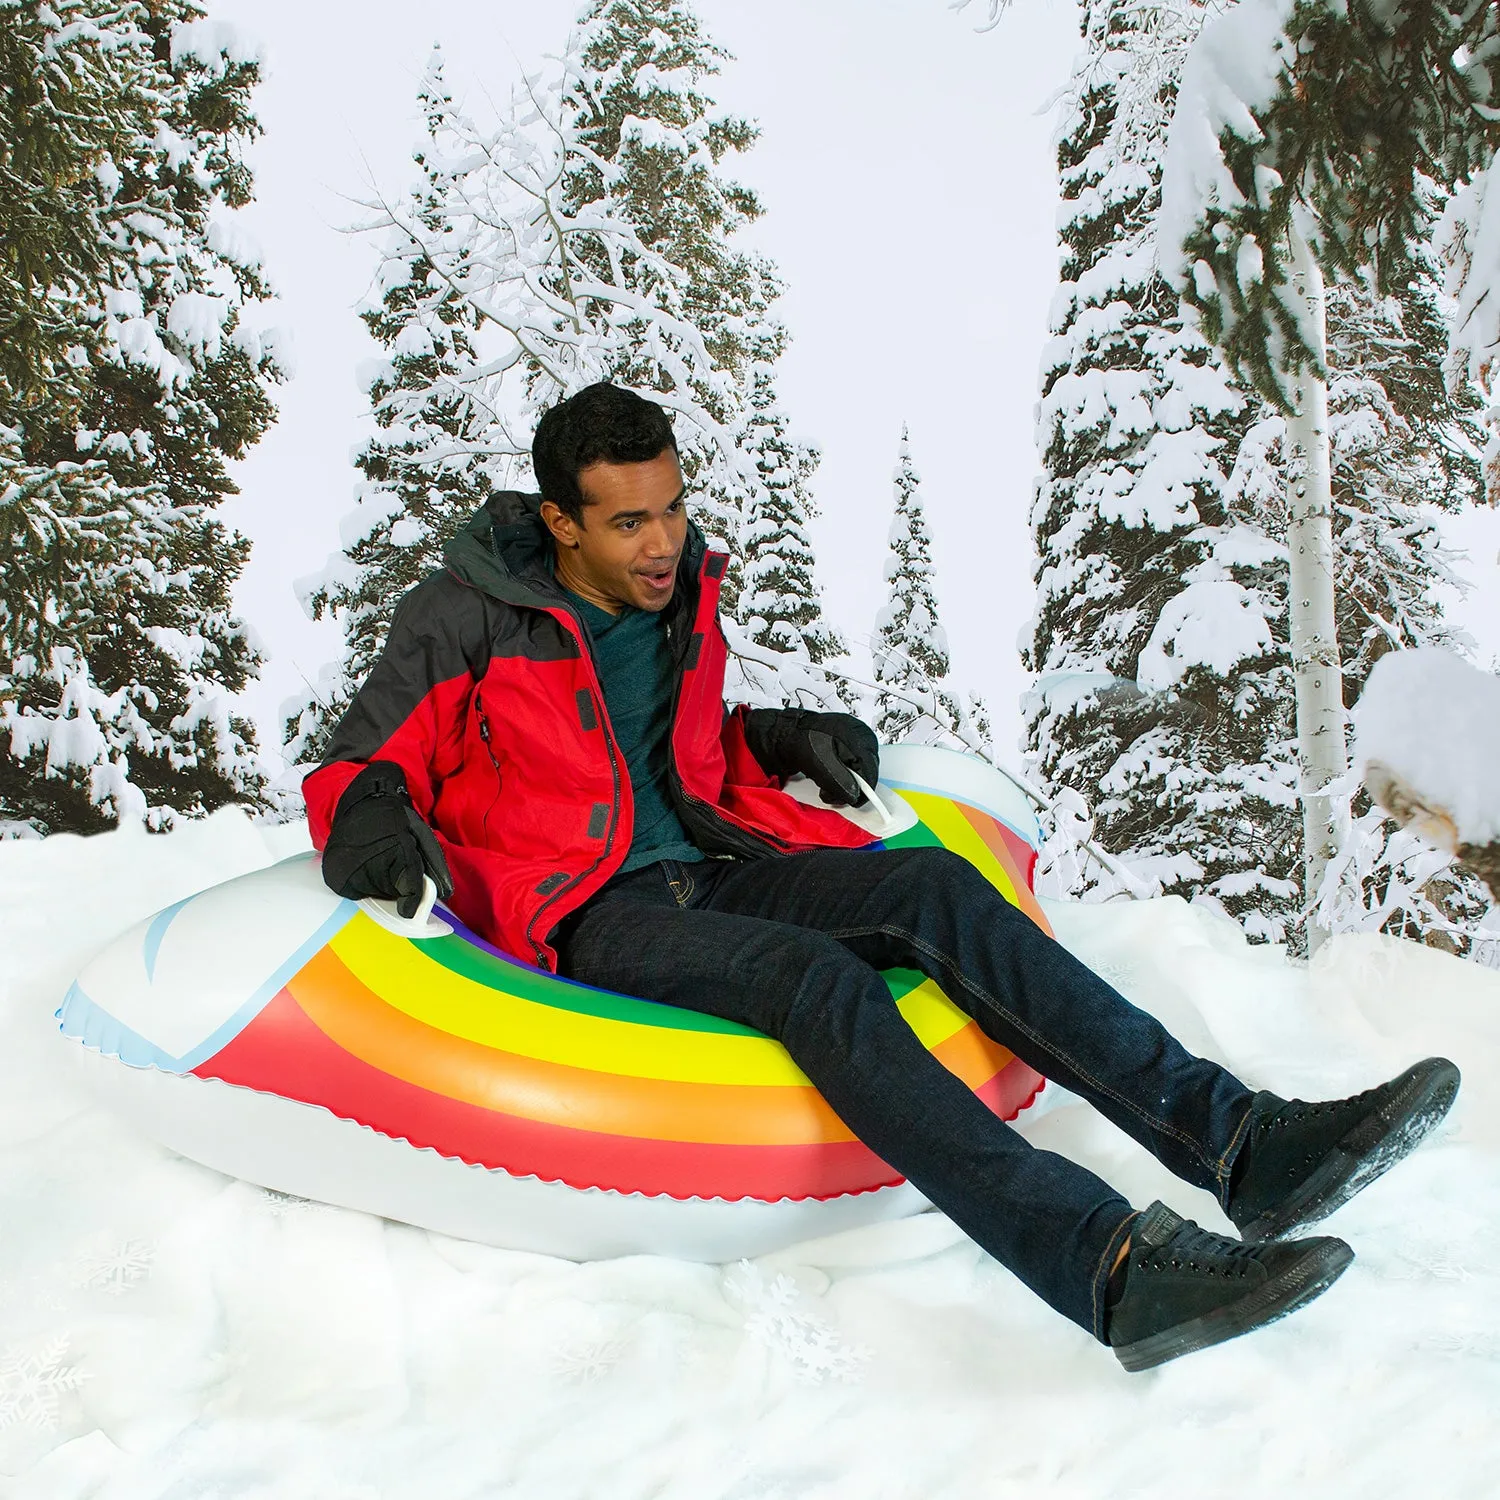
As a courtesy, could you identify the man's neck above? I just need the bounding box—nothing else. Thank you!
[550,549,623,616]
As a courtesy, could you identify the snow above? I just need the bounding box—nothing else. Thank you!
[3,809,1500,1494]
[1355,647,1500,847]
[1157,0,1295,289]
[1137,578,1274,691]
[169,18,265,75]
[164,292,229,360]
[205,217,265,273]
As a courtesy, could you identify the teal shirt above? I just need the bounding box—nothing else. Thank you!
[563,588,705,875]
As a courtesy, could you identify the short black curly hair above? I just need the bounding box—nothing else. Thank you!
[531,382,679,523]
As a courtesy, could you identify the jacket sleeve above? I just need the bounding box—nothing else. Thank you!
[302,575,490,847]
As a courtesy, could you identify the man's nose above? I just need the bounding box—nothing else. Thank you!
[643,521,676,557]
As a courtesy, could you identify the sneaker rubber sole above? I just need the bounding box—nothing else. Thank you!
[1111,1237,1354,1373]
[1237,1057,1460,1243]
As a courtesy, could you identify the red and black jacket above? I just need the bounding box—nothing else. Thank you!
[302,490,873,972]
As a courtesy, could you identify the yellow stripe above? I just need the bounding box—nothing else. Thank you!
[327,912,972,1085]
[901,791,1023,908]
[330,915,808,1084]
[895,978,973,1048]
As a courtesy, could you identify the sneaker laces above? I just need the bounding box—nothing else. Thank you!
[1267,1098,1355,1127]
[1131,1204,1263,1281]
[1252,1088,1385,1181]
[1262,1075,1398,1132]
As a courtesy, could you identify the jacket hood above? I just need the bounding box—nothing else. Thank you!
[442,489,711,613]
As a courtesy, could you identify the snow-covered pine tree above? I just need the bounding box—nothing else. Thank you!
[1159,0,1500,490]
[1326,267,1486,704]
[1155,0,1499,951]
[294,3,844,755]
[1026,0,1303,937]
[0,2,280,836]
[871,425,969,746]
[284,52,493,765]
[567,0,764,565]
[565,0,845,698]
[736,365,844,665]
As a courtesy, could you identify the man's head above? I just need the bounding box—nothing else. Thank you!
[532,383,688,615]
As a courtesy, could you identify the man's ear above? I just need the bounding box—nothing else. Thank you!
[539,499,581,550]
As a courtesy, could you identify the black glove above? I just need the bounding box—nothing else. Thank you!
[320,761,455,918]
[743,709,879,808]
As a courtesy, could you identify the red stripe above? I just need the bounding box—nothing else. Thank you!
[194,988,1044,1202]
[994,819,1040,891]
[953,802,1051,933]
[975,1060,1045,1117]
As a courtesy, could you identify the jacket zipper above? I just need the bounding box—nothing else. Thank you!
[477,709,504,839]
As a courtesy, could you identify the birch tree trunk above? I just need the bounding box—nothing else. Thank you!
[1285,222,1347,956]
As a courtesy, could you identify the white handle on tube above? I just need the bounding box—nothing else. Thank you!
[781,771,918,840]
[360,874,452,940]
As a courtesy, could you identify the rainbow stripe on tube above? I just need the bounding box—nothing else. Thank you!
[60,750,1049,1211]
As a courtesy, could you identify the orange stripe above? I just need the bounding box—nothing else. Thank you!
[958,802,1052,933]
[286,945,856,1146]
[927,1018,1015,1088]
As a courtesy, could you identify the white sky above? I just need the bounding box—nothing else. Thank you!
[214,0,1081,765]
[213,0,1500,771]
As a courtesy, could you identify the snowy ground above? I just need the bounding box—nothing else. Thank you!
[2,810,1498,1499]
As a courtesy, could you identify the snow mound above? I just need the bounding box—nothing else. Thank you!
[1355,648,1500,848]
[2,811,1498,1495]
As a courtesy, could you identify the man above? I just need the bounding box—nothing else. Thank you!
[303,382,1459,1372]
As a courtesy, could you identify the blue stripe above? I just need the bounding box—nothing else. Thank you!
[143,895,196,982]
[57,899,358,1074]
[173,901,356,1072]
[57,980,181,1070]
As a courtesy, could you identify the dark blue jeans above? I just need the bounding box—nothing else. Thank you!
[554,846,1256,1339]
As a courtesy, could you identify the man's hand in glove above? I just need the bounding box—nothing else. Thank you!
[320,761,455,918]
[743,709,880,807]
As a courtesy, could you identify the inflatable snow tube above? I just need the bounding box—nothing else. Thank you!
[58,744,1048,1260]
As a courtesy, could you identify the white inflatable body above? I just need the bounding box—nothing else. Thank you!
[59,745,1049,1261]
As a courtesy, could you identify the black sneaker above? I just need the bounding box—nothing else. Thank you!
[1107,1202,1353,1373]
[1227,1057,1460,1242]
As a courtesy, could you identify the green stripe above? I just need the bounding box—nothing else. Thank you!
[886,814,1026,919]
[883,967,924,1003]
[884,818,943,852]
[419,935,762,1034]
[415,920,931,1033]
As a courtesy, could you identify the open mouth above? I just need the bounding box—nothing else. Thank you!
[639,562,677,592]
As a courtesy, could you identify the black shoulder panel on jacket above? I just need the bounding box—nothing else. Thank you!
[319,567,575,769]
[319,572,487,768]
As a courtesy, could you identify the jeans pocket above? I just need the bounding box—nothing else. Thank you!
[664,862,695,907]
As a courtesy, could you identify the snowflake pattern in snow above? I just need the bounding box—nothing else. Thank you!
[257,1188,329,1218]
[551,1335,630,1385]
[0,1335,87,1431]
[71,1238,155,1295]
[724,1261,868,1386]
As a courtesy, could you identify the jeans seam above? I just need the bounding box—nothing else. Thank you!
[826,919,1221,1176]
[1212,1094,1257,1206]
[1092,1206,1139,1343]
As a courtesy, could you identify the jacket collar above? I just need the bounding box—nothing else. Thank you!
[442,489,711,626]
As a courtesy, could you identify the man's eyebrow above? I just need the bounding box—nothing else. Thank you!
[610,487,687,522]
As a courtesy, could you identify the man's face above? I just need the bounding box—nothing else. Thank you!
[541,449,689,615]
